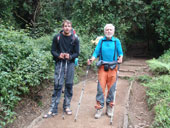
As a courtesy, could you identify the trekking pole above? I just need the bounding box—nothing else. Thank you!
[110,64,120,125]
[74,65,90,122]
[62,60,68,120]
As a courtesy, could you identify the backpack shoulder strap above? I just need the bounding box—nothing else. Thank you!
[57,33,61,42]
[113,40,117,60]
[99,38,106,60]
[71,33,79,45]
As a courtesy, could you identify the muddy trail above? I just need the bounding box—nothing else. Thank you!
[11,58,154,128]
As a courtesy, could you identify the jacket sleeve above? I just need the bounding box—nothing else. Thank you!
[51,35,60,59]
[116,39,123,57]
[69,37,80,60]
[92,39,102,58]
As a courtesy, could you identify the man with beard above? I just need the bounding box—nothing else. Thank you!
[43,20,79,118]
[88,24,123,119]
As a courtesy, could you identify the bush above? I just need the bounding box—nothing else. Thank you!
[137,75,152,83]
[142,75,170,128]
[78,35,95,66]
[143,75,170,107]
[152,98,170,128]
[147,49,170,75]
[0,25,53,127]
[138,50,170,128]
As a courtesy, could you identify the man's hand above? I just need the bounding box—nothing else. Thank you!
[87,57,95,65]
[59,53,65,59]
[87,59,92,65]
[64,53,70,59]
[118,56,123,63]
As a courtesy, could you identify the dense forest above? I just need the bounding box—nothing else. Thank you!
[0,0,169,127]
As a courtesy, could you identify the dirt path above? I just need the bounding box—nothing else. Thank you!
[23,58,154,128]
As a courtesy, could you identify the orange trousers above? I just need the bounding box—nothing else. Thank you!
[95,65,118,109]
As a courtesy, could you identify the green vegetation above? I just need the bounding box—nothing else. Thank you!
[0,25,53,126]
[0,0,169,127]
[138,50,170,128]
[147,50,170,75]
[1,0,169,52]
[137,75,152,83]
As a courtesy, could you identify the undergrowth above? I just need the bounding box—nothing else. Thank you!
[138,49,170,128]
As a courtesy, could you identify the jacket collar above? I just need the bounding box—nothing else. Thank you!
[103,36,116,41]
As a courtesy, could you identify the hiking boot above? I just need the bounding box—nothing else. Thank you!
[106,106,113,117]
[94,109,103,119]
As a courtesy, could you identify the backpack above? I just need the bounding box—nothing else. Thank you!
[57,29,79,66]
